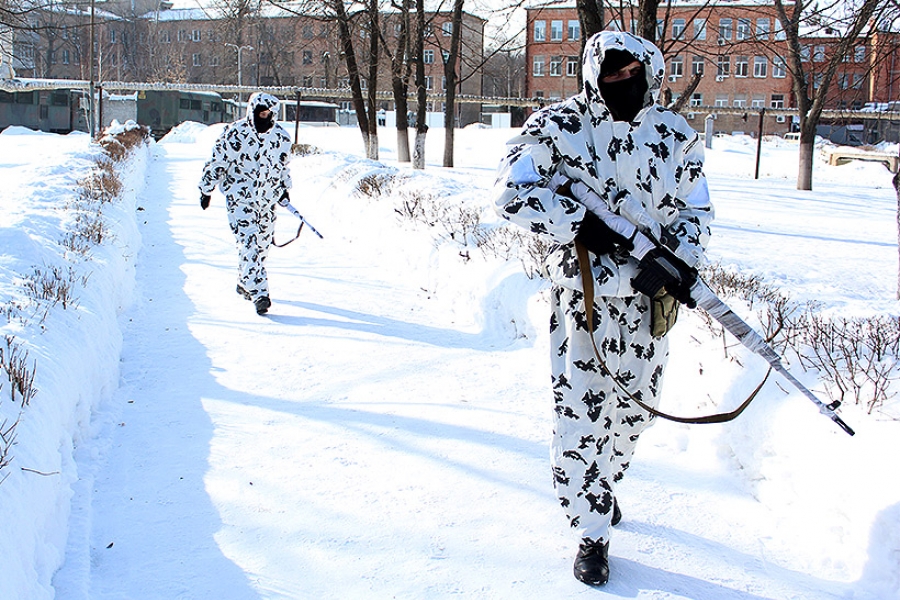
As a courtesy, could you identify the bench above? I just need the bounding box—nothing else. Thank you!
[826,149,899,173]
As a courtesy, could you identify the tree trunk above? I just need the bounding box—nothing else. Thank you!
[412,0,428,170]
[638,0,661,43]
[391,0,412,163]
[442,0,464,168]
[797,124,816,191]
[576,0,603,88]
[895,168,900,299]
[333,0,370,156]
[365,0,379,160]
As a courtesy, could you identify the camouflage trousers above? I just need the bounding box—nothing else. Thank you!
[549,285,668,545]
[226,200,275,300]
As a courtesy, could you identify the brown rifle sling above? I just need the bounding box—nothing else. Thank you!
[575,242,768,425]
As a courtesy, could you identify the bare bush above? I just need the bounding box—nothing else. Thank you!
[0,414,18,484]
[356,173,395,198]
[701,262,900,413]
[291,143,321,155]
[98,124,150,161]
[1,336,37,407]
[22,265,80,310]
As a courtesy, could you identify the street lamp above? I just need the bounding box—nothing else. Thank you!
[225,43,253,104]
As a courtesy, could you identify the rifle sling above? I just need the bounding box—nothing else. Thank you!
[575,242,768,425]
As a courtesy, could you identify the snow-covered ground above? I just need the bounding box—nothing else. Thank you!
[1,121,898,600]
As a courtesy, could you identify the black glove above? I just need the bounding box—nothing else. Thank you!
[631,247,698,308]
[200,193,211,210]
[575,211,634,257]
[279,189,290,205]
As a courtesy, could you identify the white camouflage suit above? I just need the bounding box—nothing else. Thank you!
[493,32,714,546]
[199,92,293,301]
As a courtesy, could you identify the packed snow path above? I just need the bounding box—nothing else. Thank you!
[54,131,885,600]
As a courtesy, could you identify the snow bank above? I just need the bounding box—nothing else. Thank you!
[0,129,149,600]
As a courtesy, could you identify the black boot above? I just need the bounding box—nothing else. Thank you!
[611,498,622,526]
[254,296,271,315]
[573,541,610,586]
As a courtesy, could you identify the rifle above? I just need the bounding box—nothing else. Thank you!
[652,230,855,436]
[275,202,324,247]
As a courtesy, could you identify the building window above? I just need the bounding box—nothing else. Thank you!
[207,30,215,42]
[109,30,117,44]
[772,55,787,78]
[303,50,312,65]
[756,18,770,40]
[192,53,201,66]
[442,51,450,64]
[567,56,578,76]
[735,56,749,77]
[717,55,730,77]
[672,18,685,40]
[813,45,825,62]
[209,56,219,67]
[691,93,702,106]
[423,49,434,64]
[62,50,70,64]
[303,75,313,87]
[442,21,452,36]
[670,55,683,77]
[852,74,864,89]
[177,29,187,42]
[775,20,786,40]
[751,95,765,108]
[854,46,866,62]
[692,55,704,75]
[551,20,563,41]
[320,76,327,87]
[656,19,664,40]
[533,55,545,77]
[160,30,170,44]
[737,18,751,40]
[753,56,767,77]
[800,45,810,61]
[424,76,433,90]
[733,95,747,108]
[550,56,562,76]
[534,20,546,42]
[568,20,580,41]
[719,18,732,41]
[442,76,446,90]
[838,73,849,89]
[192,29,201,42]
[715,94,729,107]
[693,19,706,41]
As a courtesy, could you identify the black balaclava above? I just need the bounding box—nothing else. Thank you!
[253,105,274,133]
[598,49,648,122]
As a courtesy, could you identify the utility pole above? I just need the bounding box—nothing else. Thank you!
[225,43,253,104]
[89,0,95,138]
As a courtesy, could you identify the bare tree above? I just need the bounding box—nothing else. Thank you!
[412,0,427,169]
[379,0,412,162]
[773,0,888,190]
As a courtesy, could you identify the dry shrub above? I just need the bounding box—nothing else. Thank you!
[356,172,395,198]
[291,143,320,155]
[1,335,37,407]
[99,124,150,161]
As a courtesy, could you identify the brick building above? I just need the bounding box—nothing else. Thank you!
[526,1,797,133]
[9,3,485,125]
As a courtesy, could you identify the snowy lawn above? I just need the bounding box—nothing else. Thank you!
[1,122,898,599]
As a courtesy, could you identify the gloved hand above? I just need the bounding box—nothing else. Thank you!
[279,189,290,206]
[200,193,211,210]
[576,211,634,257]
[631,247,698,307]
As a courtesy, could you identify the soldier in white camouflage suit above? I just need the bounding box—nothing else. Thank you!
[199,92,293,315]
[493,31,714,586]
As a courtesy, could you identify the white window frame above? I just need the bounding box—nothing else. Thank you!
[735,56,749,77]
[423,49,434,64]
[550,20,563,42]
[672,18,685,40]
[533,55,545,77]
[692,55,704,75]
[568,20,580,41]
[693,19,706,41]
[534,20,546,42]
[566,56,578,77]
[756,18,770,40]
[719,18,732,41]
[772,55,787,78]
[753,56,767,78]
[550,55,562,76]
[192,53,201,67]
